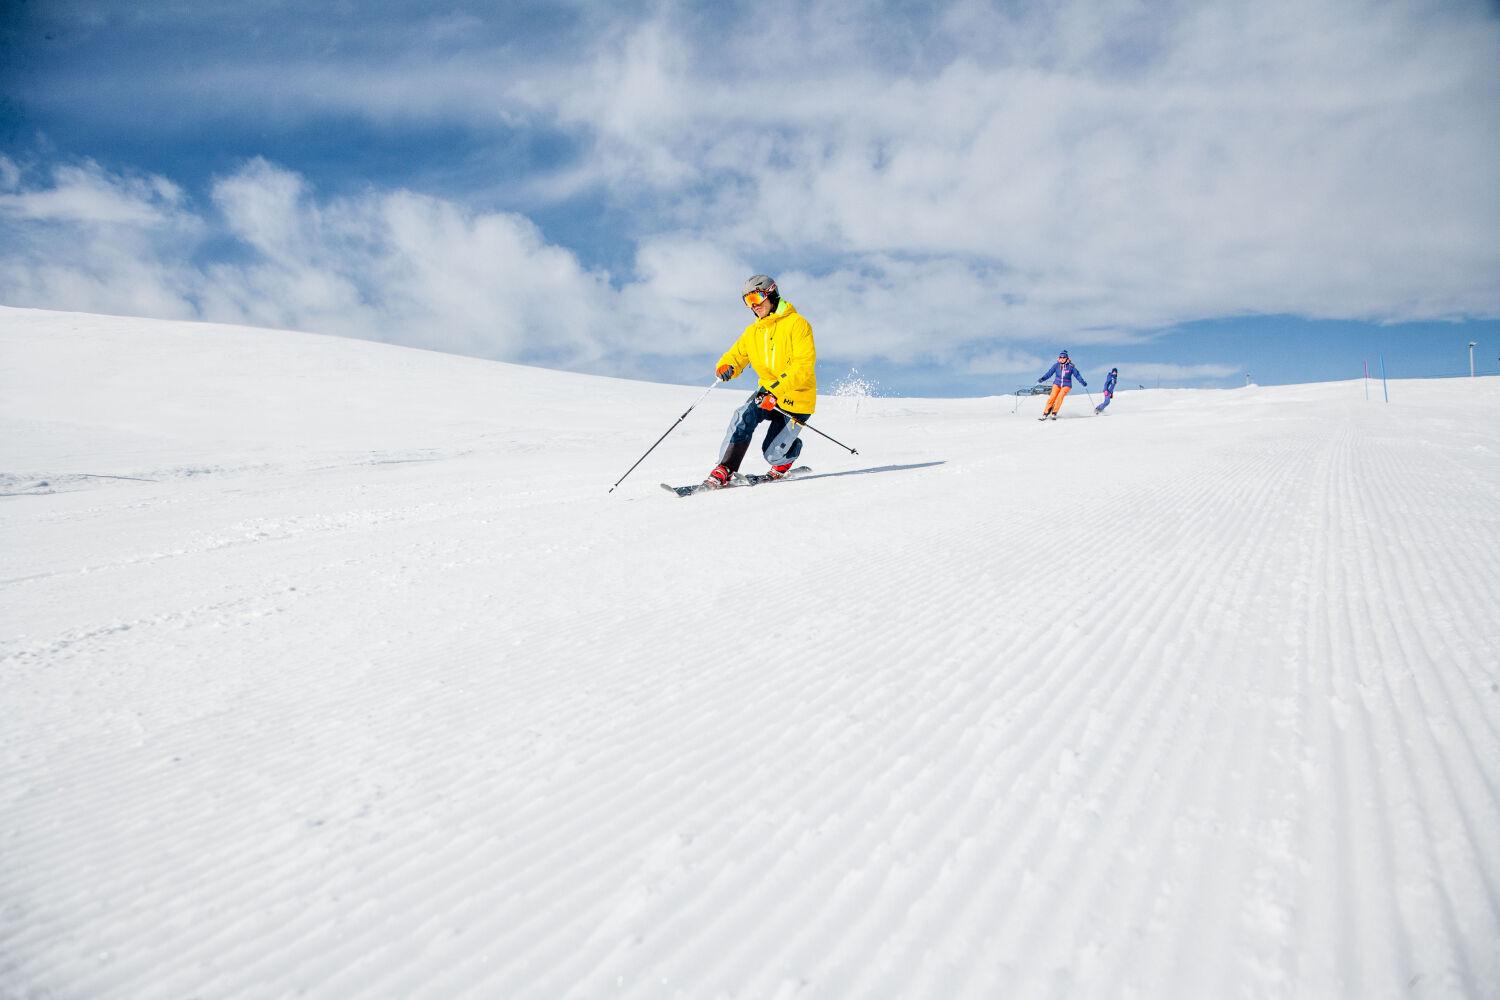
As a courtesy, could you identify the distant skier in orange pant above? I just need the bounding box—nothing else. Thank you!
[1037,350,1087,420]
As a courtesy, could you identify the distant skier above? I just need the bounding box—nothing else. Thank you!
[1094,367,1119,414]
[703,274,818,488]
[1037,350,1086,420]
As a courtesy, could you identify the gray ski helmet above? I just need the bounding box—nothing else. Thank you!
[743,274,776,297]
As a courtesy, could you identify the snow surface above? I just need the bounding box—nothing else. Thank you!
[3,305,1498,999]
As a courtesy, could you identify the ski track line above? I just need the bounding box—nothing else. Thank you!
[1080,457,1303,995]
[1367,429,1500,867]
[652,643,1036,994]
[1295,419,1497,997]
[1375,432,1500,778]
[1006,439,1317,996]
[943,447,1293,994]
[498,610,1009,993]
[1340,428,1500,993]
[1286,421,1365,996]
[668,656,1042,992]
[378,650,870,995]
[1359,438,1500,755]
[1320,423,1427,996]
[1224,422,1368,995]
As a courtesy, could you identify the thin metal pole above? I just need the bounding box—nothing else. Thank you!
[775,406,860,455]
[608,381,719,493]
[1380,354,1389,403]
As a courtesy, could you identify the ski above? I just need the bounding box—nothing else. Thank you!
[742,465,812,486]
[661,466,811,497]
[661,473,747,497]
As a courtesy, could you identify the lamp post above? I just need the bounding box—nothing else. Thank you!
[1469,341,1477,378]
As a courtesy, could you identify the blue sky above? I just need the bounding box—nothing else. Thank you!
[2,1,1497,394]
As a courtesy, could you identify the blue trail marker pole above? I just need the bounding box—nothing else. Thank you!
[1380,354,1389,402]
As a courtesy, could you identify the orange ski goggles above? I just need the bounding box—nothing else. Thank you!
[743,289,772,308]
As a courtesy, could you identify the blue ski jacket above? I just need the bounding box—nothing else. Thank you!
[1103,370,1118,396]
[1039,360,1086,388]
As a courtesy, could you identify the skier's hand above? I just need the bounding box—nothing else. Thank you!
[1079,380,1087,387]
[1037,377,1047,383]
[758,391,778,411]
[716,364,734,381]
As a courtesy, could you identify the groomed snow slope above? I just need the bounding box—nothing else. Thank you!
[3,306,1498,999]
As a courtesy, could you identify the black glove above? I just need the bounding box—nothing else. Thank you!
[1079,380,1087,387]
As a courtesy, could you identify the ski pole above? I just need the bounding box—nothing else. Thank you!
[608,380,719,493]
[775,406,860,455]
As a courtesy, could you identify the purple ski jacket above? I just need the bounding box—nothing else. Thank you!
[1039,360,1087,388]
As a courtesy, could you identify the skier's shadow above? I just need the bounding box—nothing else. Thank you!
[798,461,945,482]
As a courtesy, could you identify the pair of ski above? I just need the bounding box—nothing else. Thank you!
[661,466,811,497]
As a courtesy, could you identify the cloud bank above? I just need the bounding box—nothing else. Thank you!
[0,156,757,378]
[3,0,1498,383]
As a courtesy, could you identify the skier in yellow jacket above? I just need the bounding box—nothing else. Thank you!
[703,274,818,488]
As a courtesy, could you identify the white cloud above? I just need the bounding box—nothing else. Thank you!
[541,0,1500,333]
[961,347,1049,376]
[0,160,187,226]
[199,160,630,367]
[210,159,314,265]
[0,160,203,319]
[0,158,624,369]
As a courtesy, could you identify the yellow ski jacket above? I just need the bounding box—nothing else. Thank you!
[716,299,817,415]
